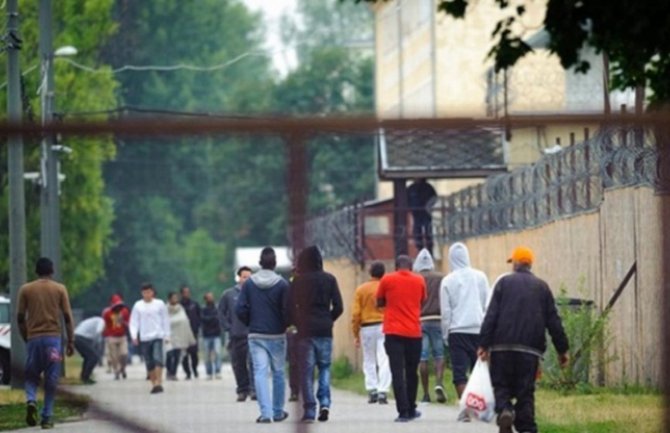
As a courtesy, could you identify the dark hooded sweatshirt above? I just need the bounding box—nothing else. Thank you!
[289,246,344,338]
[235,269,289,337]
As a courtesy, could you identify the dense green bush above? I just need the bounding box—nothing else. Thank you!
[540,282,611,390]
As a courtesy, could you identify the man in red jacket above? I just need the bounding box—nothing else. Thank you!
[377,255,426,422]
[102,294,130,380]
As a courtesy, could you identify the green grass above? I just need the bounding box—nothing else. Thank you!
[330,357,663,433]
[331,356,459,403]
[0,389,88,431]
[0,355,90,430]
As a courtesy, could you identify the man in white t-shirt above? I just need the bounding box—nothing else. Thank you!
[129,283,170,394]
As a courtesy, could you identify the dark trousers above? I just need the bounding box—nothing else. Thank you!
[287,331,300,397]
[448,333,479,386]
[181,344,199,378]
[490,351,540,433]
[229,336,253,394]
[74,336,99,381]
[166,349,181,377]
[412,213,433,254]
[384,334,422,418]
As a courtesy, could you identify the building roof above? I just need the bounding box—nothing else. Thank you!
[378,127,508,179]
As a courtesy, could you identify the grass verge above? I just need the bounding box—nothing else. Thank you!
[0,355,90,430]
[331,357,663,432]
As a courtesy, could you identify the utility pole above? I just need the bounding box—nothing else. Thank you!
[39,0,61,281]
[6,0,27,389]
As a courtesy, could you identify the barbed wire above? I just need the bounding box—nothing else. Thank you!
[441,125,659,241]
[304,125,664,260]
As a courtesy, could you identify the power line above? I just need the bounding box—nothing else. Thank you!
[0,51,269,90]
[58,51,268,74]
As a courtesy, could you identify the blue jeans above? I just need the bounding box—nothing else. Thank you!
[203,336,222,376]
[298,337,333,419]
[249,336,286,420]
[25,336,62,420]
[141,339,164,371]
[420,320,445,361]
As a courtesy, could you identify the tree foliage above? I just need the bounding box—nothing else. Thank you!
[0,0,118,294]
[85,0,280,305]
[349,0,670,104]
[276,0,376,213]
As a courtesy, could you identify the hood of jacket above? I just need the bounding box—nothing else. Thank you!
[448,242,471,271]
[250,269,283,289]
[413,248,434,272]
[297,245,323,273]
[109,294,125,309]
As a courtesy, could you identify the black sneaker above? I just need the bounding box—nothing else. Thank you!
[394,416,411,423]
[250,393,257,401]
[150,385,164,394]
[497,409,514,433]
[318,407,329,422]
[273,411,289,422]
[378,392,388,404]
[40,417,54,429]
[421,394,431,403]
[411,410,422,420]
[26,401,38,426]
[236,393,247,402]
[301,416,315,423]
[256,416,272,424]
[368,391,378,403]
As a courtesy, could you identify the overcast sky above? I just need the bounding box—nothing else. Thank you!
[242,0,298,75]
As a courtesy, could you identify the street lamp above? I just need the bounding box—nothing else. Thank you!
[39,40,77,282]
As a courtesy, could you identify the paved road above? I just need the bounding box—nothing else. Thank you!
[7,361,498,433]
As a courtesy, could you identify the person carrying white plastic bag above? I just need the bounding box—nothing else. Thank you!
[458,358,496,422]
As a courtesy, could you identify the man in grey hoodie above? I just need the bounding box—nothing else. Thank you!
[439,242,490,421]
[413,248,447,404]
[235,247,290,424]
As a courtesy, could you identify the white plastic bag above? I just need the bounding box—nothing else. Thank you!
[458,359,496,422]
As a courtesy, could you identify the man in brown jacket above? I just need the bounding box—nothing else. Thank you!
[17,257,75,429]
[413,248,447,404]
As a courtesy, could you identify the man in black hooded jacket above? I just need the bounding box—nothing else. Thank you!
[288,246,343,423]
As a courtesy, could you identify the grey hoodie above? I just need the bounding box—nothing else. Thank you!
[413,249,444,320]
[439,243,490,336]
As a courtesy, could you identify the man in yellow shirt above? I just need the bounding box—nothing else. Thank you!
[351,261,390,404]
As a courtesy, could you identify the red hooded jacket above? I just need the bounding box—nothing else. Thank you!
[102,294,130,338]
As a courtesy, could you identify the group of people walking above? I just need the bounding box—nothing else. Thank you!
[15,241,568,433]
[351,243,569,433]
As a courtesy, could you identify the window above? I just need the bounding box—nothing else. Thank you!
[365,215,391,235]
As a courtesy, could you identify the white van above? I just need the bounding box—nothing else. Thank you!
[0,294,10,385]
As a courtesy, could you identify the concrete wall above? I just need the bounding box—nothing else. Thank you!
[325,185,666,387]
[454,186,667,387]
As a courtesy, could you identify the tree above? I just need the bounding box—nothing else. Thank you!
[0,0,118,294]
[350,0,670,104]
[89,0,278,305]
[276,0,377,213]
